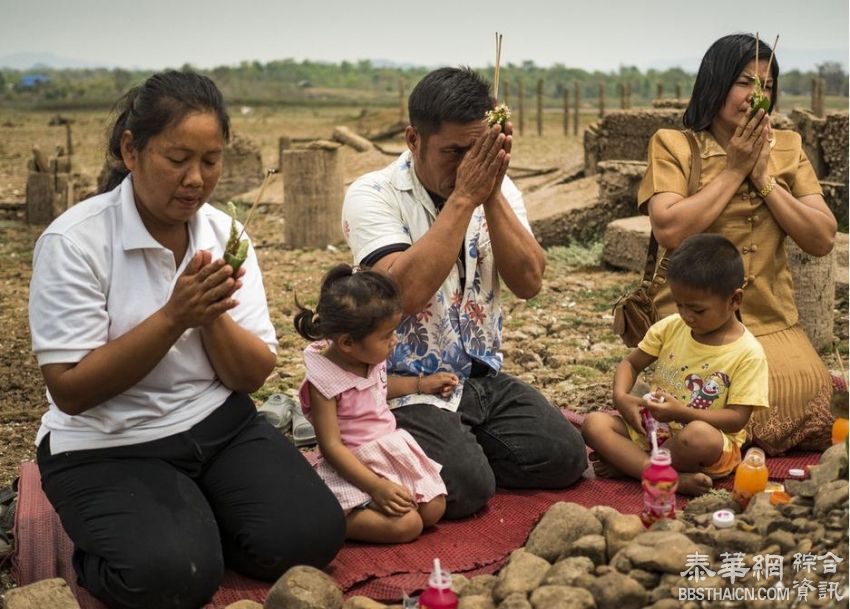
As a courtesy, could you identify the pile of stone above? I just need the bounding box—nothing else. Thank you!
[583,110,683,176]
[6,444,847,609]
[791,109,850,229]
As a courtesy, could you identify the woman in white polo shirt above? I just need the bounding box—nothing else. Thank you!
[28,71,345,609]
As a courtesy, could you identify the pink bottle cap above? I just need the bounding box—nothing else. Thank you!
[712,509,735,528]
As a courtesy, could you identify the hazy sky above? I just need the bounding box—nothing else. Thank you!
[1,0,847,72]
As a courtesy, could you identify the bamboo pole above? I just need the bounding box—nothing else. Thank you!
[563,88,569,136]
[518,79,525,136]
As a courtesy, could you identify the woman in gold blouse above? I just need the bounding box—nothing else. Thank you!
[638,34,837,455]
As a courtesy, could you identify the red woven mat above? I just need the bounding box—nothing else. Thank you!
[12,410,821,606]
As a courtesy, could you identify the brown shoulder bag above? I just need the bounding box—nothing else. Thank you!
[612,130,701,347]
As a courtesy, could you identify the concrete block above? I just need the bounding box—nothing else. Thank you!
[5,578,81,609]
[602,216,651,272]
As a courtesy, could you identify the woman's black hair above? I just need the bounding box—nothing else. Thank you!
[102,70,231,192]
[683,33,780,132]
[294,264,402,342]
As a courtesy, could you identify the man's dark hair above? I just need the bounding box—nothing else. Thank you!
[683,33,779,132]
[408,67,493,139]
[667,233,744,297]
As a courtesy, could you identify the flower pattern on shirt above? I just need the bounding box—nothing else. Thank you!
[343,151,532,412]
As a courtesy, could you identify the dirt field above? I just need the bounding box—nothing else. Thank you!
[0,104,844,494]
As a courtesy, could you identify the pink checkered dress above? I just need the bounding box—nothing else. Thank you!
[298,342,446,513]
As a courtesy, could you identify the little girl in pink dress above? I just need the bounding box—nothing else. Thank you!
[294,264,457,543]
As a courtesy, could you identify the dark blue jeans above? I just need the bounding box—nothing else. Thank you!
[37,392,345,609]
[393,372,587,519]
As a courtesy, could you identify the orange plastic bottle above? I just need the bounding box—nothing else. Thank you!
[831,417,849,444]
[732,447,769,509]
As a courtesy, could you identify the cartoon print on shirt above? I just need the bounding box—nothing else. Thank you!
[684,371,731,409]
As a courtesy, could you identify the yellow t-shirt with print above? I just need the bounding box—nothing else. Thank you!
[637,314,769,448]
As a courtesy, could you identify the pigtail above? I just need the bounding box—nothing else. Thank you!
[293,295,323,341]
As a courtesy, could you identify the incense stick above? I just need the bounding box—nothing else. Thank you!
[755,32,760,78]
[765,34,780,80]
[835,344,848,385]
[494,32,503,102]
[237,168,277,242]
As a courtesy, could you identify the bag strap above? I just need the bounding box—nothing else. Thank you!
[640,130,702,292]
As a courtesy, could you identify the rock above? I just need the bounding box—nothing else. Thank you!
[765,530,797,554]
[463,575,498,597]
[742,492,780,533]
[605,514,645,559]
[226,603,264,609]
[496,592,532,609]
[458,595,496,609]
[814,479,849,516]
[264,565,342,609]
[712,529,763,554]
[525,502,603,562]
[527,585,595,609]
[561,534,607,565]
[682,492,740,518]
[342,598,386,609]
[590,505,620,529]
[452,574,470,596]
[648,519,687,534]
[617,531,700,574]
[587,572,648,609]
[627,568,660,589]
[492,549,552,602]
[542,556,595,588]
[820,443,849,478]
[5,578,80,609]
[646,600,681,609]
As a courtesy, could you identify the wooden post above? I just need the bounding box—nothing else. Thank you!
[675,83,682,100]
[598,81,605,118]
[64,123,73,157]
[398,78,406,122]
[283,147,345,249]
[563,88,569,136]
[536,78,544,136]
[656,82,663,101]
[26,172,54,224]
[625,82,632,109]
[573,81,580,136]
[786,240,834,350]
[813,78,825,118]
[278,136,292,171]
[518,80,525,136]
[619,83,626,109]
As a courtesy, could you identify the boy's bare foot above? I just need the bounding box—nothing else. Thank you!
[678,472,714,496]
[591,456,625,479]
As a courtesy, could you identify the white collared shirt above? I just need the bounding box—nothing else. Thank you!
[342,151,533,412]
[29,175,278,453]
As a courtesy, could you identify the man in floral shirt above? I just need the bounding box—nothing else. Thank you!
[342,67,586,518]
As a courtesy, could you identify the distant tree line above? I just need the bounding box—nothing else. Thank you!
[1,58,846,109]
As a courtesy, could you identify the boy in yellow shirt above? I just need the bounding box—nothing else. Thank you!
[583,234,769,495]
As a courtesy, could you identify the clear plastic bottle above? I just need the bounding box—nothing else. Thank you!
[732,447,769,509]
[640,448,678,527]
[419,558,458,609]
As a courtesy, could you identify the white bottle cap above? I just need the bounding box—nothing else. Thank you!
[712,509,735,528]
[788,468,806,479]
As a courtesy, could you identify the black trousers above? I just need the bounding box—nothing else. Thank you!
[37,392,345,609]
[393,372,587,519]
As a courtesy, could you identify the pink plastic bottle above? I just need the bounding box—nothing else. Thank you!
[640,448,679,527]
[419,558,458,609]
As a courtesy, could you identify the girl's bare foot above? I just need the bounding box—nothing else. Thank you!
[678,472,714,496]
[590,455,625,479]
